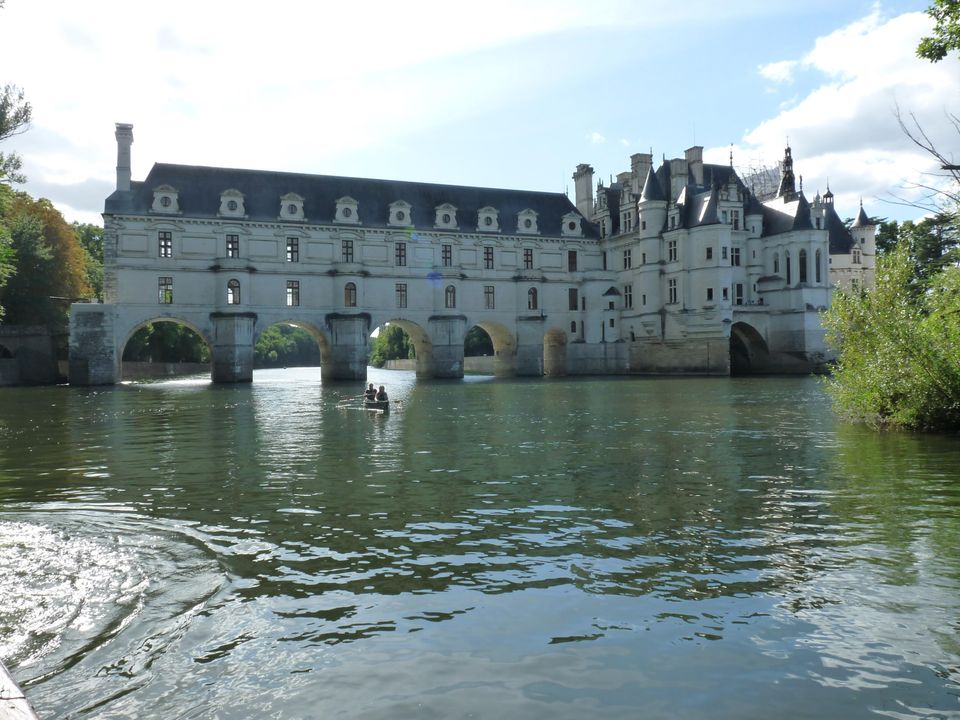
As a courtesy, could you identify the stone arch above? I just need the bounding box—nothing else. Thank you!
[119,316,213,380]
[729,321,770,376]
[544,327,568,377]
[466,319,517,377]
[374,318,433,379]
[253,319,331,369]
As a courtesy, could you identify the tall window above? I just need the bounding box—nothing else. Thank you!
[624,284,633,309]
[395,242,407,266]
[286,280,300,307]
[527,287,538,310]
[731,247,741,266]
[668,240,677,262]
[568,250,578,272]
[773,252,780,274]
[484,285,495,309]
[623,249,632,269]
[226,234,239,258]
[286,237,299,263]
[159,231,173,258]
[342,239,354,263]
[158,276,173,304]
[731,210,740,230]
[444,285,456,308]
[344,282,357,307]
[799,249,808,283]
[815,249,822,283]
[568,288,578,311]
[484,246,494,269]
[227,279,241,305]
[442,244,452,267]
[721,246,728,260]
[707,287,714,301]
[785,251,792,284]
[395,283,407,308]
[706,247,713,260]
[523,248,533,269]
[735,283,744,305]
[852,246,861,264]
[668,278,677,304]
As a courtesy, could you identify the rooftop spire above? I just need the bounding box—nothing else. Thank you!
[777,144,797,201]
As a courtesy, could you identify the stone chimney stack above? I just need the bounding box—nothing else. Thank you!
[685,146,704,186]
[630,153,652,193]
[115,123,134,192]
[572,163,595,218]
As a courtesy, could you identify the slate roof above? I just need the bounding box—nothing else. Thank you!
[639,166,665,202]
[106,163,599,239]
[851,204,872,228]
[761,193,814,236]
[824,203,856,254]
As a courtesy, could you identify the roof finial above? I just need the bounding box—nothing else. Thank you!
[799,174,803,191]
[729,143,734,168]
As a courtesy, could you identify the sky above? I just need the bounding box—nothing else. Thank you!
[2,0,956,226]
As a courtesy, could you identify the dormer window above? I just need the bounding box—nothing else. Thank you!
[152,185,180,214]
[219,189,245,218]
[561,212,583,238]
[434,203,458,230]
[389,201,412,227]
[280,192,305,221]
[477,206,500,232]
[517,209,539,235]
[335,196,360,224]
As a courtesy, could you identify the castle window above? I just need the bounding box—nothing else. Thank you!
[517,209,539,234]
[852,247,862,264]
[395,242,407,266]
[484,285,495,309]
[396,283,407,308]
[668,240,677,262]
[389,201,412,227]
[785,251,792,284]
[773,252,780,274]
[799,249,808,283]
[226,234,239,258]
[722,246,728,260]
[335,196,360,224]
[227,279,241,305]
[735,283,744,305]
[158,276,173,304]
[344,282,357,307]
[442,244,452,267]
[707,287,714,301]
[219,189,245,217]
[161,196,171,208]
[706,247,713,261]
[435,203,458,229]
[642,252,646,264]
[815,249,822,283]
[524,249,533,269]
[570,321,577,333]
[624,284,633,309]
[484,246,494,269]
[159,231,173,258]
[623,249,632,269]
[527,287,538,310]
[722,287,729,301]
[152,185,180,213]
[445,285,456,309]
[668,278,677,304]
[641,220,647,230]
[732,210,740,230]
[731,247,741,266]
[286,238,299,263]
[568,250,578,272]
[280,193,305,221]
[342,239,354,263]
[478,206,500,232]
[286,280,300,307]
[568,288,578,311]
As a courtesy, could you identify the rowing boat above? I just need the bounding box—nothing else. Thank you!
[363,399,390,413]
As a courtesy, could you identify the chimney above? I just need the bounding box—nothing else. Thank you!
[572,163,594,218]
[685,146,704,186]
[630,153,652,193]
[115,123,134,192]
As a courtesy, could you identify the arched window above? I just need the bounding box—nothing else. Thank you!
[445,285,456,309]
[344,282,357,307]
[785,251,792,285]
[527,287,538,310]
[773,252,780,274]
[815,249,822,283]
[799,249,808,283]
[227,279,241,305]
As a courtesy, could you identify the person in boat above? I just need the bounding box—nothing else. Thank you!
[363,383,376,401]
[375,385,388,402]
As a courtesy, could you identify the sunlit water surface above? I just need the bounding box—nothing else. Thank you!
[1,370,959,719]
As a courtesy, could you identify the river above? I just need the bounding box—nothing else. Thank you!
[1,370,958,719]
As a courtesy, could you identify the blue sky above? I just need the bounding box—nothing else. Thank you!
[3,0,953,225]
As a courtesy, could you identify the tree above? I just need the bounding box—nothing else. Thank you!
[253,324,321,368]
[368,325,414,368]
[464,326,493,356]
[73,222,104,301]
[0,84,32,184]
[0,191,91,326]
[823,241,960,431]
[122,323,210,363]
[917,0,960,62]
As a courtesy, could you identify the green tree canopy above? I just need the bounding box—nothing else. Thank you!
[464,326,493,356]
[73,222,104,301]
[369,325,415,368]
[122,322,210,363]
[254,324,321,368]
[917,0,960,62]
[0,83,31,184]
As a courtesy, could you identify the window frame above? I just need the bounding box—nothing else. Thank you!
[159,231,173,258]
[286,237,299,263]
[158,276,173,304]
[286,280,300,307]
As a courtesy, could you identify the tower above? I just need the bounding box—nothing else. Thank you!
[115,123,134,192]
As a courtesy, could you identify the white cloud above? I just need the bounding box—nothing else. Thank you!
[709,8,958,220]
[758,60,798,84]
[589,132,607,145]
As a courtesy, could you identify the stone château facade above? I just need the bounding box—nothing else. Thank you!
[68,125,875,384]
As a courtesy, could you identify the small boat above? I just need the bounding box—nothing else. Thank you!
[363,399,390,413]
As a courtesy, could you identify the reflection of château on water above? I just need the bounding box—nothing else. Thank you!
[68,125,876,385]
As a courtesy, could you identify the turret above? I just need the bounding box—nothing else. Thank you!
[851,200,876,255]
[637,166,667,237]
[573,164,594,219]
[115,123,134,192]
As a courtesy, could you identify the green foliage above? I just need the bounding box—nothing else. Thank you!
[0,190,91,326]
[73,222,104,301]
[917,0,960,62]
[0,84,31,184]
[464,326,493,356]
[122,322,210,363]
[823,241,960,431]
[254,324,321,368]
[875,220,900,256]
[369,325,414,368]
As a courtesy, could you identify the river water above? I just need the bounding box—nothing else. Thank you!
[0,370,958,719]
